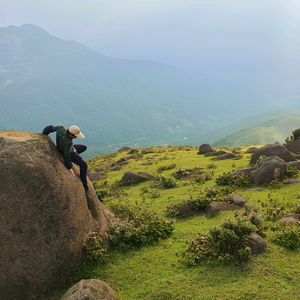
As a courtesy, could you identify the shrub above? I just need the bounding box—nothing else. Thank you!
[205,186,235,198]
[272,222,300,250]
[95,189,109,201]
[215,172,252,187]
[84,232,109,264]
[108,200,175,247]
[165,202,183,218]
[157,175,177,188]
[182,216,256,265]
[286,163,299,178]
[157,164,176,173]
[186,195,212,212]
[284,128,300,145]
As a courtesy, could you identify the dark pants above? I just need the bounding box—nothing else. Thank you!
[71,144,88,186]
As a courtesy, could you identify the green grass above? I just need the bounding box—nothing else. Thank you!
[43,144,300,300]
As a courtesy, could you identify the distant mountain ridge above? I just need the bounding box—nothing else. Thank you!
[1,24,299,157]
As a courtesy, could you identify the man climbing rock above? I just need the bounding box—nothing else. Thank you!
[42,125,89,191]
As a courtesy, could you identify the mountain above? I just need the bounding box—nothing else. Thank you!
[212,114,300,147]
[0,24,274,157]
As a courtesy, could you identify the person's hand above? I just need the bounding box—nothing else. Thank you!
[69,169,76,177]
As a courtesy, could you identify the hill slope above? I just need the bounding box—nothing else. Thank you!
[212,114,300,147]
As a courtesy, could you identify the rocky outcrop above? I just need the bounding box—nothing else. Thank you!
[96,162,115,171]
[234,233,267,256]
[250,143,296,165]
[251,156,287,185]
[278,214,300,223]
[0,130,114,300]
[213,153,239,160]
[60,279,117,300]
[198,143,215,154]
[229,194,248,207]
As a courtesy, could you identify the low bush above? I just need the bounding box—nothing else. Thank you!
[84,232,109,264]
[157,175,177,188]
[215,172,252,187]
[108,200,175,247]
[272,222,300,250]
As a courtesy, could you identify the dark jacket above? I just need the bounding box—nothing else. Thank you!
[42,125,75,169]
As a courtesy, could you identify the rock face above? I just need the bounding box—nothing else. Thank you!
[250,143,296,165]
[0,131,114,300]
[60,279,117,300]
[251,156,287,185]
[198,143,215,154]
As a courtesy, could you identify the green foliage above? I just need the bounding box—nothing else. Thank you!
[108,200,175,247]
[267,178,283,189]
[260,195,289,221]
[215,172,252,187]
[285,128,300,145]
[272,222,300,250]
[95,189,109,201]
[156,164,176,173]
[182,216,256,265]
[165,202,183,218]
[186,195,212,212]
[286,163,299,178]
[157,175,177,188]
[205,186,235,199]
[83,232,109,264]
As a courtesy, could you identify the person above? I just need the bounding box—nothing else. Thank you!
[42,125,89,191]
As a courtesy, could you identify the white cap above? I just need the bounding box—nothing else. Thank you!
[69,125,85,139]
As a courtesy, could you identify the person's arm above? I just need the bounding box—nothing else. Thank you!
[42,125,55,135]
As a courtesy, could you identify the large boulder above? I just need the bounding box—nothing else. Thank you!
[60,279,117,300]
[234,233,267,256]
[0,131,114,300]
[251,156,287,185]
[198,143,215,154]
[284,139,300,154]
[250,143,296,165]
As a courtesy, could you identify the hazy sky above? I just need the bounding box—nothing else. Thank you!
[1,0,299,83]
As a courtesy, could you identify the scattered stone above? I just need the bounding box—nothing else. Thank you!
[111,166,123,171]
[96,162,115,171]
[204,151,216,157]
[128,148,136,154]
[87,170,106,181]
[178,202,193,217]
[198,143,215,154]
[246,188,264,192]
[289,161,300,170]
[60,279,117,300]
[282,179,300,185]
[213,153,238,160]
[229,194,248,207]
[250,143,296,165]
[234,233,267,256]
[278,214,300,224]
[246,147,258,153]
[120,171,157,185]
[205,201,243,215]
[251,156,287,185]
[215,150,227,156]
[120,161,130,165]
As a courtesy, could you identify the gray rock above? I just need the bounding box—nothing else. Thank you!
[229,194,248,207]
[205,201,243,215]
[251,156,287,185]
[87,170,106,181]
[60,279,117,300]
[0,131,114,300]
[278,214,300,223]
[231,167,254,176]
[234,233,267,256]
[214,153,238,160]
[250,143,296,165]
[178,202,192,217]
[198,143,215,154]
[96,162,115,171]
[120,171,157,185]
[284,139,300,154]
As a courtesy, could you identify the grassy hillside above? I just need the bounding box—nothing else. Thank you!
[44,144,300,300]
[212,114,300,147]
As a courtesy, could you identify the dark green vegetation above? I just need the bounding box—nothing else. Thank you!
[3,25,300,157]
[44,145,300,300]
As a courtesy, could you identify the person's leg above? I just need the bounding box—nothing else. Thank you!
[74,144,87,155]
[71,152,88,190]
